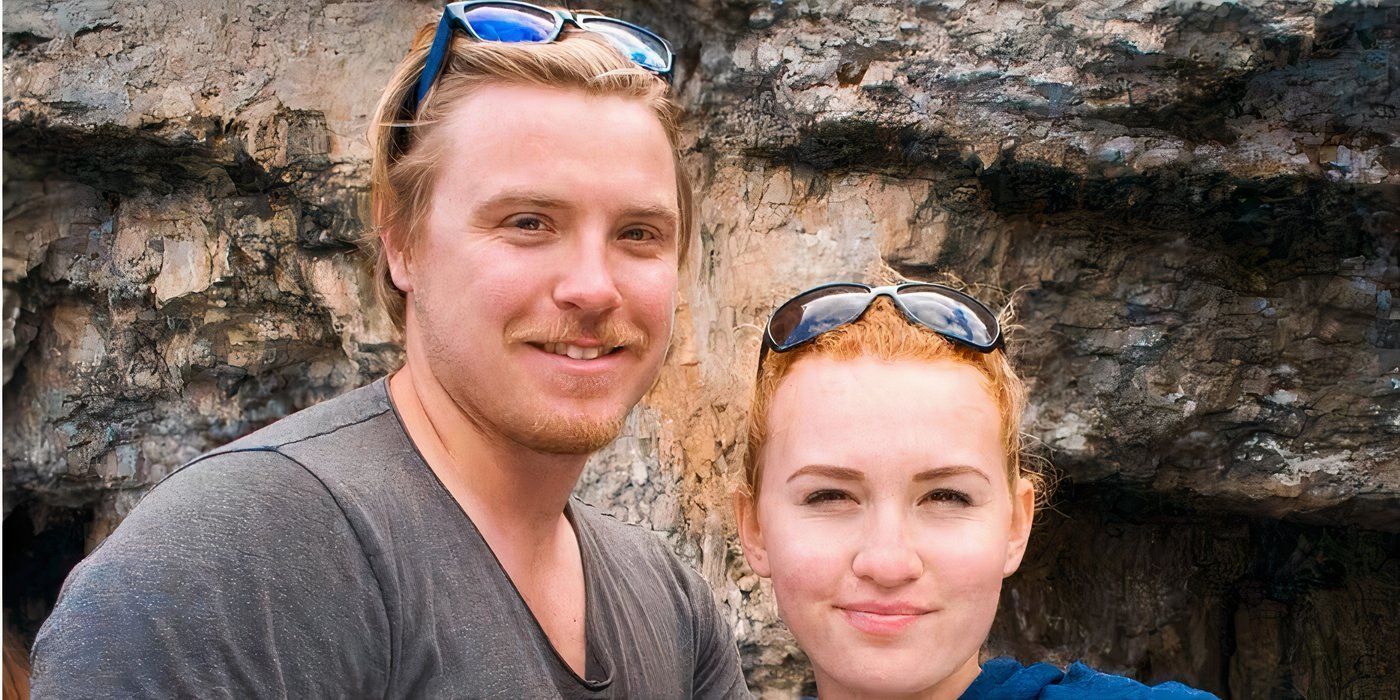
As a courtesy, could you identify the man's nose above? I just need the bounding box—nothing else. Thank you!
[552,235,623,316]
[850,509,925,587]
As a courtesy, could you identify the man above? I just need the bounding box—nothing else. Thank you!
[32,4,749,697]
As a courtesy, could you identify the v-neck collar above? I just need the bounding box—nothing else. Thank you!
[381,378,614,692]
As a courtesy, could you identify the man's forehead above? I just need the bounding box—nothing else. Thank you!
[418,83,679,214]
[435,83,669,145]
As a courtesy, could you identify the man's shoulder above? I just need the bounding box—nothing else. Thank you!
[210,378,395,457]
[135,378,409,531]
[173,377,423,522]
[113,447,347,547]
[32,442,391,699]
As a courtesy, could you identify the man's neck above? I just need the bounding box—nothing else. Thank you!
[388,360,594,677]
[388,363,587,546]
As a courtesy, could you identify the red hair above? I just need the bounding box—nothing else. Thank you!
[742,296,1043,503]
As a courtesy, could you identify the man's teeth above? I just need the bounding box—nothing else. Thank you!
[543,343,613,360]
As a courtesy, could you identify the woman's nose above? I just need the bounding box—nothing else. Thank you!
[850,510,925,587]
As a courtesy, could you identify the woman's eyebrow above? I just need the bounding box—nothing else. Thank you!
[786,464,863,483]
[912,465,991,483]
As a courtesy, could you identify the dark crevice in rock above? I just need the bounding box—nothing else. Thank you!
[1070,2,1278,144]
[746,118,946,172]
[0,113,341,202]
[71,22,121,40]
[3,120,263,197]
[3,31,53,55]
[296,191,365,251]
[2,502,94,645]
[976,161,1390,285]
[1087,68,1250,145]
[1313,2,1399,58]
[749,126,1392,290]
[992,481,1400,697]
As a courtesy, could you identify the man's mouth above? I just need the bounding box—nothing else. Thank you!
[531,342,626,361]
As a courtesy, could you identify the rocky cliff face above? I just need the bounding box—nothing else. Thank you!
[5,1,1397,697]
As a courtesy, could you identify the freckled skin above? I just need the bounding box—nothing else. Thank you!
[738,357,1034,700]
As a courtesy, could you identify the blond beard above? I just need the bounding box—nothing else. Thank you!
[514,408,627,455]
[411,286,649,456]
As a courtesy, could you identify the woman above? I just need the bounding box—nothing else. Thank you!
[734,281,1214,699]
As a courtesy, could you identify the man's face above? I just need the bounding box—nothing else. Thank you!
[389,83,681,454]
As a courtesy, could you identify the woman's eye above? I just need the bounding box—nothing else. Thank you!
[802,489,853,506]
[921,489,972,506]
[620,227,655,242]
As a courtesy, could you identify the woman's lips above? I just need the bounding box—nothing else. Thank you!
[838,604,934,636]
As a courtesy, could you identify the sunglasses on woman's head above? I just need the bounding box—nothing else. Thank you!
[408,1,674,115]
[760,282,1004,365]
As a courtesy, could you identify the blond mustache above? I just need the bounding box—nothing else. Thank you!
[505,317,649,352]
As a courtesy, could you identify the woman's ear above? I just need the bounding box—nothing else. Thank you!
[733,491,771,578]
[382,227,415,294]
[1003,476,1035,577]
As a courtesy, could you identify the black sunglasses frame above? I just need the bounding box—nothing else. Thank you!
[406,1,674,116]
[759,282,1004,366]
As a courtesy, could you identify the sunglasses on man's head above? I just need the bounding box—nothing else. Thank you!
[408,1,674,115]
[760,282,1004,365]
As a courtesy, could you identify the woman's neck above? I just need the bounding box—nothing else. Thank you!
[812,651,983,700]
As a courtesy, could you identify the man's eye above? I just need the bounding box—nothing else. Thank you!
[921,489,972,506]
[506,215,547,231]
[620,227,655,242]
[802,489,853,506]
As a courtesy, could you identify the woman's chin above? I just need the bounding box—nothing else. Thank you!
[813,650,979,699]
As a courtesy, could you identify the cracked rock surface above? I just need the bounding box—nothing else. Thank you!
[4,1,1397,697]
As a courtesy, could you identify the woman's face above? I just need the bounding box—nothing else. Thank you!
[738,356,1034,699]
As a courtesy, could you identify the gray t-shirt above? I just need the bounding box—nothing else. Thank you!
[32,380,749,699]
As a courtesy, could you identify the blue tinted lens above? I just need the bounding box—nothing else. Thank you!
[770,287,871,349]
[463,5,557,42]
[580,18,670,71]
[898,290,996,347]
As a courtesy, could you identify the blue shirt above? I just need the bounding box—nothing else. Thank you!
[961,658,1219,699]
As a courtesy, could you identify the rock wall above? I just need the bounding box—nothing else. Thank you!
[4,1,1397,697]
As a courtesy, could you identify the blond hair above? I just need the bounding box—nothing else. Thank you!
[742,295,1044,504]
[363,20,691,332]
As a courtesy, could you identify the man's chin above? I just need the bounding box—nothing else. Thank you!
[506,411,628,455]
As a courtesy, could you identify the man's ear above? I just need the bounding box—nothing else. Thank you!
[382,227,414,294]
[1003,476,1035,577]
[733,491,771,578]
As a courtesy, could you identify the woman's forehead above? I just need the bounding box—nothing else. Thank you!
[771,356,996,414]
[762,356,1004,473]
